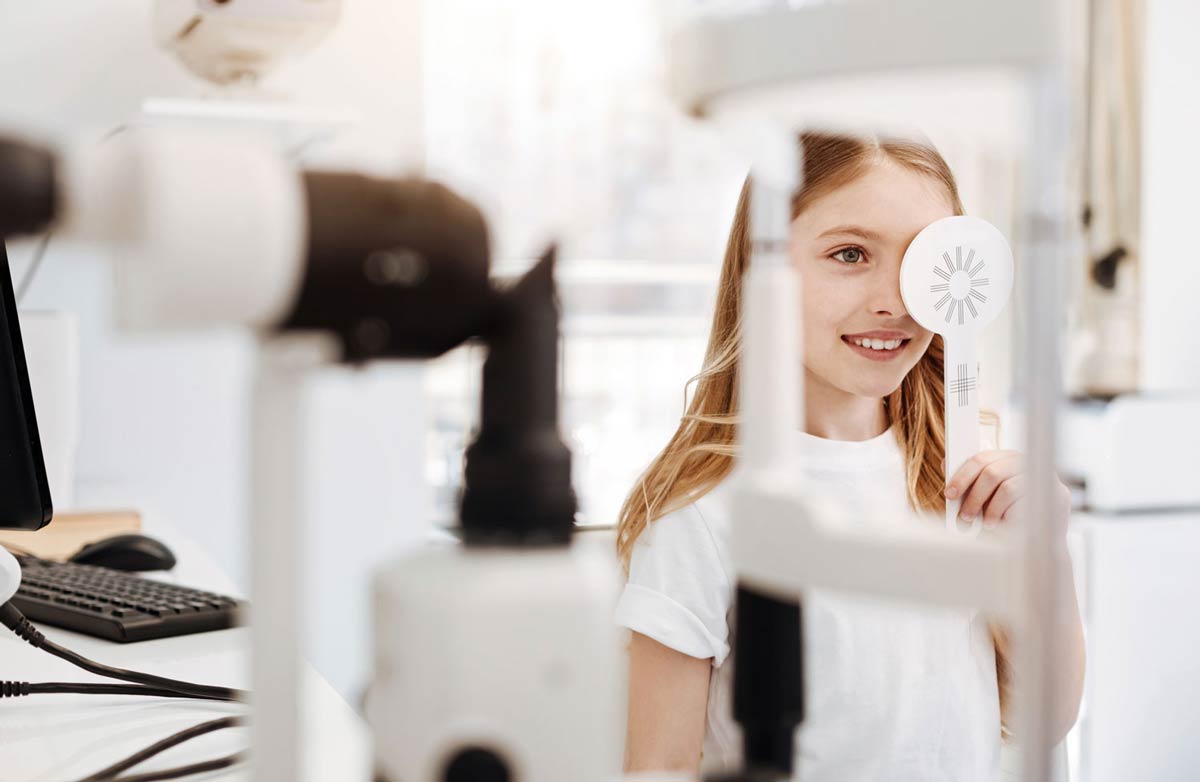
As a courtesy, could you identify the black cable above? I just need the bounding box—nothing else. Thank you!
[0,680,237,702]
[0,602,247,702]
[97,752,246,782]
[75,716,245,782]
[15,230,52,303]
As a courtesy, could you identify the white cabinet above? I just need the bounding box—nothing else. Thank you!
[1074,513,1200,781]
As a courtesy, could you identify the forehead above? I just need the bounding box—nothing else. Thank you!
[793,157,956,249]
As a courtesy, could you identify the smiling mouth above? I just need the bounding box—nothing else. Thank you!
[841,336,911,360]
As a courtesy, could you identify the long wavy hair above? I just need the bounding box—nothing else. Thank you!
[615,131,1011,736]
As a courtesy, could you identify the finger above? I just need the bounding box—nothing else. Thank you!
[1001,482,1074,535]
[945,450,1019,500]
[957,454,1024,522]
[981,474,1027,525]
[1000,496,1030,526]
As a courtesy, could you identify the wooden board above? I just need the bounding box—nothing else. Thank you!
[0,510,142,561]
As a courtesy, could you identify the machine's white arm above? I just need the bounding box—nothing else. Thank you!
[730,478,1016,619]
[56,129,306,332]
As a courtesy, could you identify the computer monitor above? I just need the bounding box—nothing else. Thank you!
[0,241,51,530]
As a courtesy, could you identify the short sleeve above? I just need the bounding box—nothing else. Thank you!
[615,499,734,665]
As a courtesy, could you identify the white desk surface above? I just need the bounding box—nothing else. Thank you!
[0,529,371,782]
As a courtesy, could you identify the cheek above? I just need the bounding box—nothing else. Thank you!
[799,282,850,340]
[899,333,937,374]
[912,332,936,360]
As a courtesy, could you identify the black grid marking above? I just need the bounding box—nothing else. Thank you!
[969,288,988,304]
[930,283,950,292]
[933,266,952,282]
[949,362,977,408]
[943,252,956,274]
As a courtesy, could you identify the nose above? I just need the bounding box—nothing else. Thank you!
[869,264,908,318]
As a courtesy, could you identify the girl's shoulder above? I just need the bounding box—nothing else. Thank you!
[652,481,733,544]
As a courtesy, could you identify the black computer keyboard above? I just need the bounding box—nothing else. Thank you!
[11,557,243,643]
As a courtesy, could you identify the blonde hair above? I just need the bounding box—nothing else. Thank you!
[615,131,1011,736]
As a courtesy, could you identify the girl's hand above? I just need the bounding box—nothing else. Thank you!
[945,450,1072,535]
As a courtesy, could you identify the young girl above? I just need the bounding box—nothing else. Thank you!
[615,133,1086,780]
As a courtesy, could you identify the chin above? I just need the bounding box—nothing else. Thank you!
[847,375,907,400]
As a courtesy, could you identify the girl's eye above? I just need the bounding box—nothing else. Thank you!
[832,247,866,264]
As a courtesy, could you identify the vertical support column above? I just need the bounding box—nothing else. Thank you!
[1018,65,1071,782]
[739,257,801,476]
[250,334,336,782]
[740,141,802,476]
[730,132,805,780]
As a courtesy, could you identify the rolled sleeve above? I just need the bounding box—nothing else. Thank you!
[616,583,731,664]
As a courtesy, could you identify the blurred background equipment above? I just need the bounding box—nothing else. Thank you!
[153,0,342,87]
[1069,0,1143,397]
[0,120,623,782]
[0,0,426,716]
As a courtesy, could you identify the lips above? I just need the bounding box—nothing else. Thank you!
[842,332,912,342]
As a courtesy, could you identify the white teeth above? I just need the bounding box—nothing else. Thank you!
[851,337,903,350]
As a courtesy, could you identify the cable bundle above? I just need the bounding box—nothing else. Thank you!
[0,601,250,781]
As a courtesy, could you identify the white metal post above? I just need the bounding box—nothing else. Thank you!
[1017,65,1072,782]
[249,334,337,782]
[740,158,801,478]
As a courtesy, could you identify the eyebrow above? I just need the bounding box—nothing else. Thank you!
[816,225,883,242]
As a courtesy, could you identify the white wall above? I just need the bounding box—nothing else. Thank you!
[1139,0,1200,392]
[0,0,428,699]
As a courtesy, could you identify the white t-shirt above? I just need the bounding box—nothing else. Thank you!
[615,425,1002,781]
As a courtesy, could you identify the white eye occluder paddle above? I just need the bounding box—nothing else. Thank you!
[899,216,1014,534]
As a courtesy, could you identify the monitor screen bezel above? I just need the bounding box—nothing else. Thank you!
[0,240,52,531]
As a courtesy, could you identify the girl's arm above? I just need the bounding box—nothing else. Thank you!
[993,558,1085,743]
[948,450,1087,741]
[624,631,713,774]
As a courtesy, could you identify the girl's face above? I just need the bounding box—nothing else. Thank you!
[791,157,953,401]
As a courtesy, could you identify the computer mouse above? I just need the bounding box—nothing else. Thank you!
[68,533,177,572]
